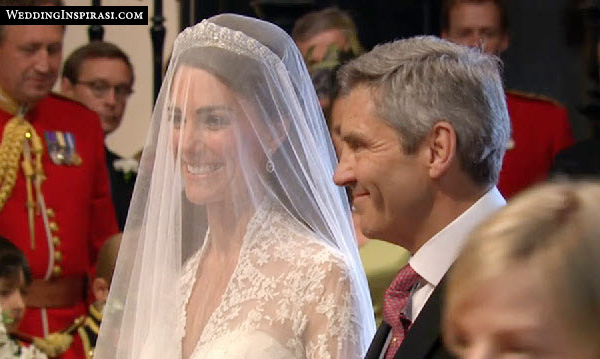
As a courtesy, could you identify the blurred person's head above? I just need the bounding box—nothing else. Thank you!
[0,25,64,106]
[61,41,134,135]
[0,0,64,105]
[0,237,31,332]
[333,36,509,252]
[308,47,357,122]
[441,0,508,55]
[92,233,122,309]
[292,7,362,64]
[444,182,600,358]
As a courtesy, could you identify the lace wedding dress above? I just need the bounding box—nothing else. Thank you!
[94,14,375,359]
[179,202,362,359]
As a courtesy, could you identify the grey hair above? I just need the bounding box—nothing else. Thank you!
[337,35,510,185]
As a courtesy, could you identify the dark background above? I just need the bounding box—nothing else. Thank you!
[178,0,595,141]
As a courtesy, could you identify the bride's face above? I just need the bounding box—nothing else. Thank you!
[169,65,263,205]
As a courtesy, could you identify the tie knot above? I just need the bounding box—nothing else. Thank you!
[389,264,421,294]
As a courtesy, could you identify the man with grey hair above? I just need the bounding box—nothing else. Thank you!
[332,36,510,358]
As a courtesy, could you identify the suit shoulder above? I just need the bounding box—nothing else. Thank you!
[105,148,121,162]
[506,89,566,110]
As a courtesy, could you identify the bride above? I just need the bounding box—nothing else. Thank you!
[94,13,375,359]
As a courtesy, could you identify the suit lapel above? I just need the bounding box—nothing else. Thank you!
[365,322,391,359]
[394,279,446,359]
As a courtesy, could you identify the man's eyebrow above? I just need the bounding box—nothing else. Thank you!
[79,78,131,85]
[340,130,363,143]
[18,42,41,48]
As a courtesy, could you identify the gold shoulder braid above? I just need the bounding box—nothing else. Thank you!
[0,94,45,249]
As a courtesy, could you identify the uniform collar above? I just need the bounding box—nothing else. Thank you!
[410,186,506,287]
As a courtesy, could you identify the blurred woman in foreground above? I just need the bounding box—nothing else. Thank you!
[444,182,600,358]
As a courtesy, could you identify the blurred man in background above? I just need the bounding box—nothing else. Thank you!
[441,0,574,198]
[61,42,136,231]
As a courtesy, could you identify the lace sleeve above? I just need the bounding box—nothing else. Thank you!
[302,254,363,359]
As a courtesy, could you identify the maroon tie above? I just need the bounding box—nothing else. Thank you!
[382,264,421,359]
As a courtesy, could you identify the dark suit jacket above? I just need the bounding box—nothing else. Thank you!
[551,138,600,178]
[105,147,136,231]
[365,279,455,359]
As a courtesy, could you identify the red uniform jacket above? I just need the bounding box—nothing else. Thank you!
[0,93,118,359]
[498,91,574,198]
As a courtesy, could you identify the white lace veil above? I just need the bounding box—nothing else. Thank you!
[95,14,375,359]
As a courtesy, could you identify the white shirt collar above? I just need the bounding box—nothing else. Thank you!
[409,186,505,287]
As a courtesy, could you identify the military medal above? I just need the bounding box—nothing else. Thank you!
[64,132,82,166]
[44,131,63,165]
[44,131,82,166]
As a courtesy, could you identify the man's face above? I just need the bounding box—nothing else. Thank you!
[62,58,133,135]
[441,1,508,55]
[0,25,63,105]
[297,29,348,63]
[332,86,432,250]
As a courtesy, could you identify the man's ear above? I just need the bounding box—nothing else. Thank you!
[92,277,110,304]
[60,77,75,97]
[426,121,456,179]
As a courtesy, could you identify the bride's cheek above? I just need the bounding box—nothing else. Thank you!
[171,129,181,158]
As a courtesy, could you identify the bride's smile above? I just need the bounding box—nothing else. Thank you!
[169,66,264,206]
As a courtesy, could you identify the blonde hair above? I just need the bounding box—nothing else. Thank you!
[445,181,600,350]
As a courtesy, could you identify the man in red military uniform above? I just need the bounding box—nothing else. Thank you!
[501,91,574,197]
[441,0,574,198]
[0,21,118,359]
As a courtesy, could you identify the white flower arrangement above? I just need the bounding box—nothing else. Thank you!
[0,304,48,359]
[113,158,139,173]
[113,158,139,183]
